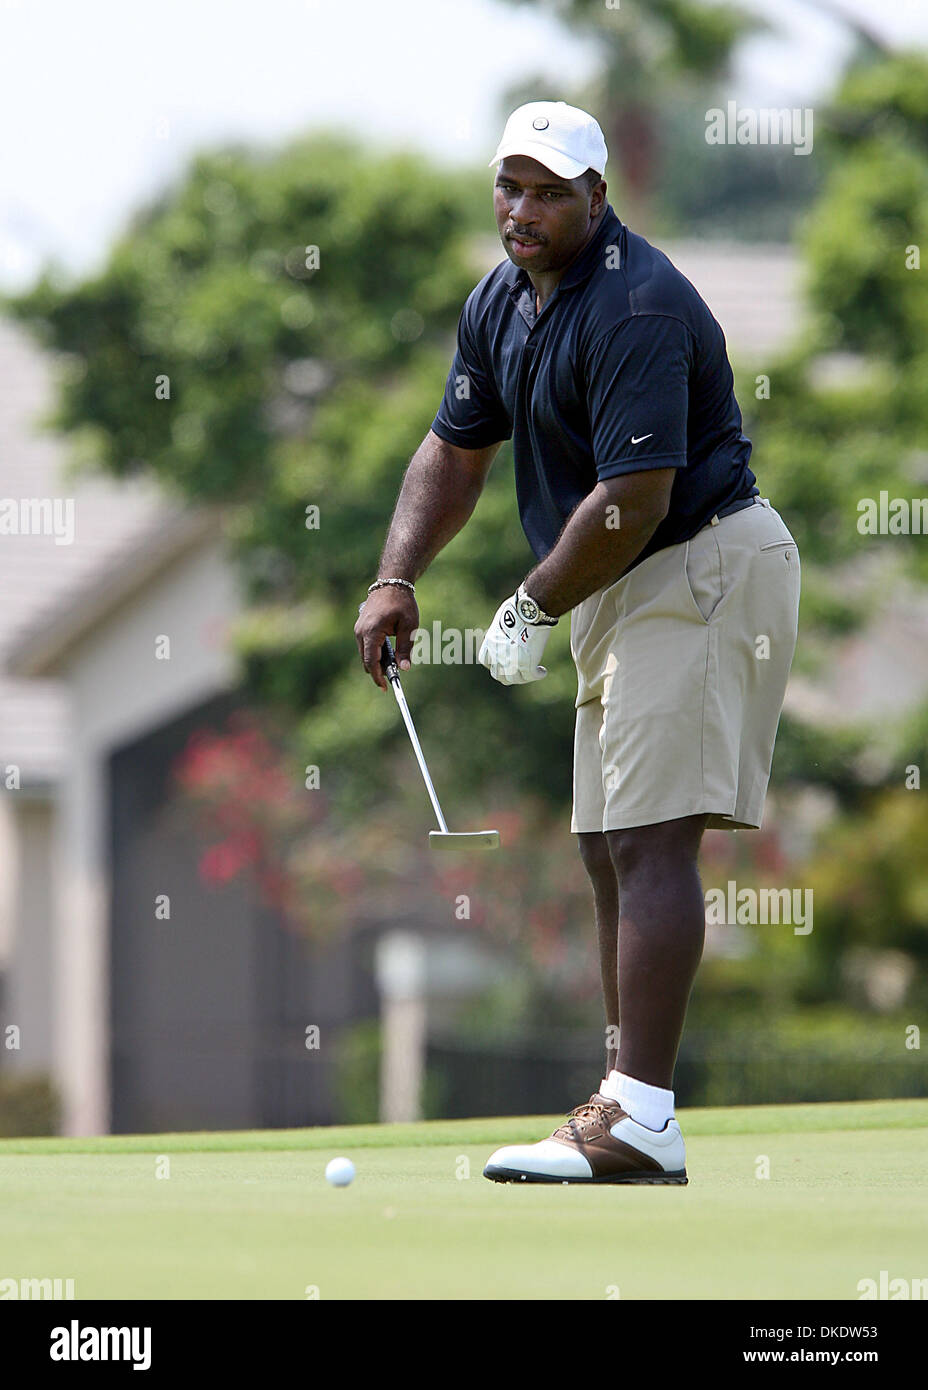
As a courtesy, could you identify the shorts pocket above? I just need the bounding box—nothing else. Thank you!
[683,530,725,624]
[760,540,794,551]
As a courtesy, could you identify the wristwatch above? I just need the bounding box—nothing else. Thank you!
[516,583,558,626]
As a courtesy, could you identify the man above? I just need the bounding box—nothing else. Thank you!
[355,101,800,1184]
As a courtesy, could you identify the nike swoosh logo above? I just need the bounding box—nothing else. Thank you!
[630,433,653,444]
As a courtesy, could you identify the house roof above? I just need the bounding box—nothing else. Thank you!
[660,240,801,362]
[0,316,214,780]
[472,235,801,360]
[4,505,222,679]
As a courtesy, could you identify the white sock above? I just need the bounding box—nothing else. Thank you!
[599,1069,674,1132]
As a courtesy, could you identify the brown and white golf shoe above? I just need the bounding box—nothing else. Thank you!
[483,1093,688,1185]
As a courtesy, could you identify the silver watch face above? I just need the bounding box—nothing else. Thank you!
[517,595,540,623]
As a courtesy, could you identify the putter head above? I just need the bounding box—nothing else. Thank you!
[429,830,500,851]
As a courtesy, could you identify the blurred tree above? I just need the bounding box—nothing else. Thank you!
[5,135,572,817]
[744,52,928,805]
[497,0,761,231]
[654,91,822,241]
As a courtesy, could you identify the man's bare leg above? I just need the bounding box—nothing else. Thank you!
[605,814,709,1089]
[579,815,707,1086]
[577,832,620,1074]
[482,815,708,1181]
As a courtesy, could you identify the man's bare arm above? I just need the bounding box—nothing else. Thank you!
[355,429,502,688]
[378,429,501,580]
[525,468,677,617]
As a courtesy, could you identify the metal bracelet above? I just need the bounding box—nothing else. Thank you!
[367,578,416,596]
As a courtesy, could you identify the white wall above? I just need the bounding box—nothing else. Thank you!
[3,796,57,1075]
[50,537,241,1134]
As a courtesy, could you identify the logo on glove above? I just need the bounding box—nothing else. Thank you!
[478,585,558,686]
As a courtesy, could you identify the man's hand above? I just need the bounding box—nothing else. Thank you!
[478,586,556,685]
[355,587,419,690]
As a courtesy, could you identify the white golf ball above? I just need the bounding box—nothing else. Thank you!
[325,1156,355,1187]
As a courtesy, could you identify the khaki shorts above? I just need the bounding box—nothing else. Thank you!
[570,497,800,833]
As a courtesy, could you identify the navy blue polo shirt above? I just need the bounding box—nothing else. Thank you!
[431,203,757,566]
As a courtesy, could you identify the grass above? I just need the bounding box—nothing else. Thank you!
[1,1098,925,1300]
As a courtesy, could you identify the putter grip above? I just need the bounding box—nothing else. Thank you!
[381,636,399,679]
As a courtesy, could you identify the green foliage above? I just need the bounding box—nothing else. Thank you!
[7,136,484,502]
[331,1019,382,1124]
[679,1010,926,1107]
[768,715,872,805]
[804,790,928,971]
[804,142,928,362]
[8,48,928,1084]
[0,1075,60,1137]
[8,135,553,805]
[736,50,928,731]
[827,52,928,151]
[331,1018,448,1123]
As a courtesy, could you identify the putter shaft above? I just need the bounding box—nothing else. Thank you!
[360,611,498,848]
[381,637,450,834]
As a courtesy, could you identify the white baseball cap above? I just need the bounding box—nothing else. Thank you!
[489,101,608,181]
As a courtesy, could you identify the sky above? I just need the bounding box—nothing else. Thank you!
[1,0,926,289]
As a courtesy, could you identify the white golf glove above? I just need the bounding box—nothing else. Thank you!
[479,583,558,686]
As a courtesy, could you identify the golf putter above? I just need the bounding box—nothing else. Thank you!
[378,634,499,851]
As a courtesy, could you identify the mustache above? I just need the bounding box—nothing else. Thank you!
[506,230,546,244]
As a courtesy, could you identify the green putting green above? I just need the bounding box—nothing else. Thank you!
[1,1099,925,1300]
